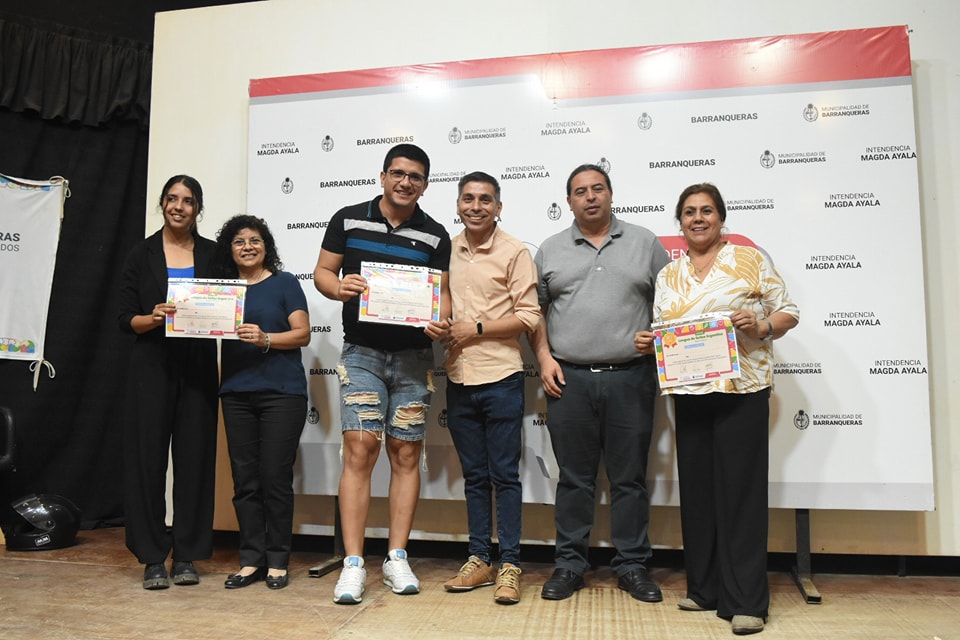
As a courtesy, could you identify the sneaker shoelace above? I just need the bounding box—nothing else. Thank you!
[459,556,488,577]
[497,566,520,590]
[387,557,417,583]
[339,565,364,588]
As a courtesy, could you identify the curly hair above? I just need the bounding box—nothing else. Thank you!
[213,214,283,278]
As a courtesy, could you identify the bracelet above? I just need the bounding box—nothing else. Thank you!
[763,319,775,341]
[262,333,271,353]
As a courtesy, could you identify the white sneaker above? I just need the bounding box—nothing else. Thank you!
[382,549,420,594]
[333,556,366,604]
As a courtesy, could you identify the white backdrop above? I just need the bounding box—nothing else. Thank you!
[246,26,932,511]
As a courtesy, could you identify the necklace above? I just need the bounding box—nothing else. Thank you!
[245,267,265,284]
[694,260,713,274]
[690,243,722,275]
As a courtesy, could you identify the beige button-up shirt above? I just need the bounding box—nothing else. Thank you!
[445,226,540,385]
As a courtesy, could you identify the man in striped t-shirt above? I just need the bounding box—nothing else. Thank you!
[314,144,451,604]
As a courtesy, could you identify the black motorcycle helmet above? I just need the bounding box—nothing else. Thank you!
[3,493,81,551]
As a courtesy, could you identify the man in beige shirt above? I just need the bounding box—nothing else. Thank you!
[426,171,540,604]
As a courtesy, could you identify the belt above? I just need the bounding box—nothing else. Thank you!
[556,358,644,372]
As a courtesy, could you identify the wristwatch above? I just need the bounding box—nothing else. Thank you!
[763,319,774,341]
[476,322,483,336]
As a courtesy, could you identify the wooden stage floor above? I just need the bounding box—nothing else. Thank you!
[2,527,959,639]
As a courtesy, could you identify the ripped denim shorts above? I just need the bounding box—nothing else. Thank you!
[335,343,434,442]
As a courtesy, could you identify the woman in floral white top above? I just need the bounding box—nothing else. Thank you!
[642,183,799,636]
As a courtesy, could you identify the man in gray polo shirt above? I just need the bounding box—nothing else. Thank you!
[532,163,669,603]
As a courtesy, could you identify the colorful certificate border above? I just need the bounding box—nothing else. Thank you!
[358,262,441,327]
[165,278,246,339]
[653,314,740,388]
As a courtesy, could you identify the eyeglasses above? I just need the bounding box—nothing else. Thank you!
[386,169,426,186]
[232,237,264,248]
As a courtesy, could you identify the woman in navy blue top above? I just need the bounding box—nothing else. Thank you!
[213,215,310,590]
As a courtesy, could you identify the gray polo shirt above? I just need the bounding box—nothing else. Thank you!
[535,215,669,364]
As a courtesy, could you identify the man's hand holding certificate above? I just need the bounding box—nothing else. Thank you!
[358,262,442,327]
[652,313,740,388]
[165,278,246,339]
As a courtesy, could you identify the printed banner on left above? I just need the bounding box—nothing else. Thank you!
[0,174,66,364]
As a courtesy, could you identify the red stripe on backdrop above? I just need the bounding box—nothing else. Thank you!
[249,26,910,99]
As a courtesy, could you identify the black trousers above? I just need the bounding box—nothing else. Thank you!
[123,340,218,565]
[673,389,771,620]
[221,391,306,570]
[545,357,657,576]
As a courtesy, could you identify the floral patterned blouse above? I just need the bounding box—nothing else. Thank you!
[653,242,799,395]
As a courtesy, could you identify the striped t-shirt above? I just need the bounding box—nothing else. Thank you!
[321,196,451,351]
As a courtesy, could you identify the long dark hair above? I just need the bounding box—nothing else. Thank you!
[158,175,204,220]
[213,214,283,278]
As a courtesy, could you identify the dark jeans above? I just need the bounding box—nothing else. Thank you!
[446,371,524,566]
[546,357,657,576]
[221,391,306,570]
[674,389,771,619]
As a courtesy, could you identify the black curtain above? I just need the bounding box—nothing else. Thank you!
[0,13,152,528]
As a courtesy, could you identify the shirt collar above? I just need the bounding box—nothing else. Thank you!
[367,195,426,228]
[454,225,499,253]
[571,214,623,242]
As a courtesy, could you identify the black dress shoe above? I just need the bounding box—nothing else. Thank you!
[172,560,200,586]
[541,568,584,600]
[224,567,266,589]
[266,572,289,590]
[617,567,663,602]
[143,563,170,590]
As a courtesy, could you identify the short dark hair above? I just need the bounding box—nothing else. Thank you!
[565,164,612,196]
[457,171,500,201]
[213,214,283,278]
[159,174,204,217]
[674,183,727,223]
[382,143,430,179]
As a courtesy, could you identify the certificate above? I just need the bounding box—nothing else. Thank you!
[165,278,246,339]
[652,313,740,388]
[358,262,441,327]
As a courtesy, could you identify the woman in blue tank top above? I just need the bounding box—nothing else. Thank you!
[118,175,219,590]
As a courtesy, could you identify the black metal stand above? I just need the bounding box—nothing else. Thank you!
[308,496,344,578]
[791,508,822,604]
